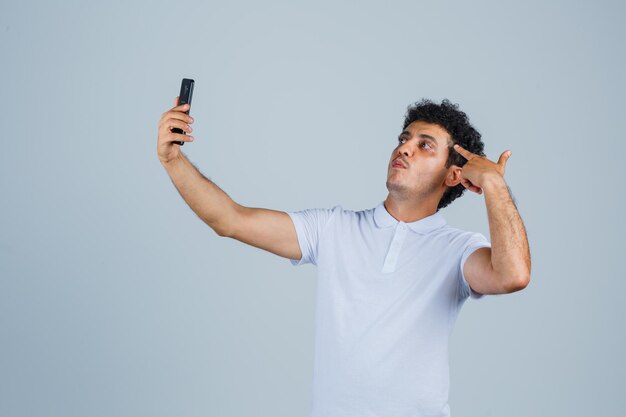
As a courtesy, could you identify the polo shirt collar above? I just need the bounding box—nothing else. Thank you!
[374,201,446,234]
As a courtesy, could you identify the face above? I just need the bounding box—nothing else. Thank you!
[386,120,458,201]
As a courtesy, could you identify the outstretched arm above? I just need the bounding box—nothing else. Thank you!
[161,152,302,261]
[157,97,301,261]
[454,144,531,294]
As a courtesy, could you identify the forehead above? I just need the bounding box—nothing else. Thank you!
[403,121,451,146]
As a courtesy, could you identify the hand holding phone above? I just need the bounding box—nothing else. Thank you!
[172,78,194,146]
[157,78,195,164]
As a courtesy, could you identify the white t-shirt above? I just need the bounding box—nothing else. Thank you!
[286,201,491,417]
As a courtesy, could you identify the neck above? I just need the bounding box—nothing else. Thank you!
[383,194,439,223]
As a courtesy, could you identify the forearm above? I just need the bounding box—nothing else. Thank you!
[482,175,531,285]
[161,152,238,236]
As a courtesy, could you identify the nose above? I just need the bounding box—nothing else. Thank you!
[397,138,414,158]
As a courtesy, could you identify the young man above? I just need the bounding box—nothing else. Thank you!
[157,97,531,417]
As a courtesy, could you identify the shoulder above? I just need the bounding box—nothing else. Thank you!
[285,204,345,236]
[428,225,490,258]
[433,224,487,242]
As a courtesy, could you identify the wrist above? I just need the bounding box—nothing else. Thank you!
[481,173,507,193]
[160,152,185,168]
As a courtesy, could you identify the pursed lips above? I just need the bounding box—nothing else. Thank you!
[392,159,407,169]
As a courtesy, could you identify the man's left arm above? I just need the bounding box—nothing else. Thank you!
[453,144,532,294]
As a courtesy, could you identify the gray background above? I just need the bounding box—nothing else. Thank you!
[1,0,624,416]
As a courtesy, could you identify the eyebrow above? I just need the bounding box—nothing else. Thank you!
[399,131,440,147]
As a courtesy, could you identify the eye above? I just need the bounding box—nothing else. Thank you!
[420,141,432,150]
[398,136,408,145]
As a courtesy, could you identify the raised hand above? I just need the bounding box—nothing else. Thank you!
[157,96,195,164]
[453,144,512,195]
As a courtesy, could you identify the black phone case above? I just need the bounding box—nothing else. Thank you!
[172,78,194,146]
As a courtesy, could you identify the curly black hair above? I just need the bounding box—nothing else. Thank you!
[402,98,486,211]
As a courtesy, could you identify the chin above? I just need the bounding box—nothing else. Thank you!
[386,180,408,194]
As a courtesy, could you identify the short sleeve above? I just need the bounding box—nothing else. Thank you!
[285,205,341,266]
[459,232,492,300]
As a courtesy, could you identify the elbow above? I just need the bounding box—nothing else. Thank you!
[203,217,233,238]
[509,273,530,292]
[206,220,230,237]
[215,226,232,238]
[214,202,240,238]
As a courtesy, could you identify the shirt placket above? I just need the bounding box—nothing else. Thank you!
[381,222,408,273]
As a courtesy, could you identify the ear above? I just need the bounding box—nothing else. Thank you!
[444,165,464,187]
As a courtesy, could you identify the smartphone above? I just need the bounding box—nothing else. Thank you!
[172,78,194,146]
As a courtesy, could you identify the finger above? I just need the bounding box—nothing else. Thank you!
[461,179,482,194]
[174,96,179,107]
[160,118,192,134]
[497,150,512,167]
[453,144,475,160]
[159,118,192,138]
[161,108,193,126]
[167,132,194,144]
[171,102,190,112]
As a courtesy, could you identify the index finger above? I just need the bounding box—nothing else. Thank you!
[172,96,190,111]
[453,144,475,160]
[161,105,192,125]
[170,104,190,114]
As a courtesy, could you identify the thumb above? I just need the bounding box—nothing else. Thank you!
[498,150,512,166]
[174,96,179,106]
